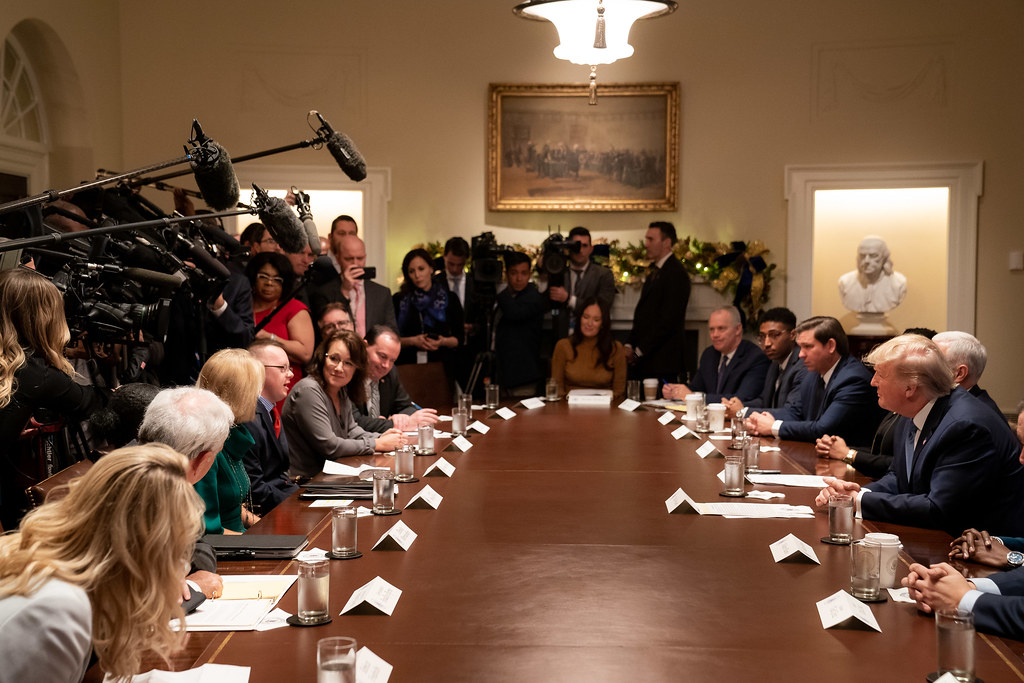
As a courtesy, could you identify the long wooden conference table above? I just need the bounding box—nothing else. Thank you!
[120,401,1024,681]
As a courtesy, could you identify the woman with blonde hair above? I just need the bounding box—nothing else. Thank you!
[195,347,265,534]
[0,267,106,529]
[0,443,204,682]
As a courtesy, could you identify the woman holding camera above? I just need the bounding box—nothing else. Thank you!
[0,268,107,530]
[550,297,627,398]
[283,330,405,479]
[392,248,463,366]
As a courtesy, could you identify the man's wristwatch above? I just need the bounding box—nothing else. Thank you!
[1006,550,1024,568]
[842,449,857,465]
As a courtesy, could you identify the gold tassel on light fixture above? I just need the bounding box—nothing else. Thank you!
[594,1,607,49]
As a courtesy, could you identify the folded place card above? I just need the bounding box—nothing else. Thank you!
[665,487,700,514]
[696,441,719,458]
[341,576,402,616]
[357,646,393,683]
[769,534,820,564]
[423,457,455,477]
[404,484,442,510]
[495,407,517,420]
[671,424,697,440]
[445,435,473,452]
[887,587,915,604]
[469,420,490,434]
[372,520,417,551]
[658,411,677,425]
[520,397,546,409]
[617,398,641,412]
[815,590,881,632]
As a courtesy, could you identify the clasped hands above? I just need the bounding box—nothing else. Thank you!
[391,409,439,431]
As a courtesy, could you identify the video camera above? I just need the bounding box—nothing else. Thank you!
[470,231,515,285]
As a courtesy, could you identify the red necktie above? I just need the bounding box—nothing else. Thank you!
[272,405,282,438]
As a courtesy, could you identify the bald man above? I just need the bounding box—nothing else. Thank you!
[308,235,397,334]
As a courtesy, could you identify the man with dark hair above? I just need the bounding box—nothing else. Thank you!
[327,215,359,272]
[546,226,616,340]
[442,237,478,390]
[747,315,884,444]
[626,221,691,384]
[240,222,280,255]
[723,307,807,418]
[495,252,546,395]
[353,325,438,432]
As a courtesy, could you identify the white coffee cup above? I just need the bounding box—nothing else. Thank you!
[707,403,727,432]
[863,532,902,588]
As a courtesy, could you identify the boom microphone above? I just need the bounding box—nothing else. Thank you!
[292,188,321,256]
[252,184,308,254]
[187,120,240,211]
[312,111,367,182]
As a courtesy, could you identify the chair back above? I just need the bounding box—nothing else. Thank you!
[25,459,93,509]
[396,362,454,412]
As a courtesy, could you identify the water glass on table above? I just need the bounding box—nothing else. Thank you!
[827,494,854,544]
[297,559,330,624]
[372,470,396,514]
[330,507,359,558]
[934,609,975,683]
[317,636,357,683]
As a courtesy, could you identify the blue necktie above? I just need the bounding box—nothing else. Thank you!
[905,425,918,477]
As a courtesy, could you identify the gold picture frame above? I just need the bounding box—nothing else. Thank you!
[487,82,679,212]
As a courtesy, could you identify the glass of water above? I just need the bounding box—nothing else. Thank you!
[297,559,330,624]
[317,636,357,683]
[372,470,396,514]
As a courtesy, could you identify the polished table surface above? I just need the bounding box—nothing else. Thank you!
[123,402,1024,681]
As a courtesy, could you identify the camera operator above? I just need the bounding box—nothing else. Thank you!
[0,268,108,530]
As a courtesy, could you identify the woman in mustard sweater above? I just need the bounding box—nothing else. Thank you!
[551,297,627,398]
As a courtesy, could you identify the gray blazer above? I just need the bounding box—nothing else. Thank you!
[0,578,92,683]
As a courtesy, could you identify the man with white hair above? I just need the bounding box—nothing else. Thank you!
[933,330,1004,419]
[138,386,235,600]
[837,235,907,313]
[815,335,1024,534]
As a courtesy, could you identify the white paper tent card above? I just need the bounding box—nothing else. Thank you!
[424,457,456,477]
[671,423,697,439]
[372,520,417,551]
[618,398,641,412]
[469,420,490,434]
[696,441,719,458]
[356,646,393,683]
[769,534,820,564]
[495,406,517,420]
[520,397,545,409]
[404,485,442,510]
[341,576,402,616]
[816,590,881,632]
[445,435,473,452]
[665,487,700,514]
[658,411,677,425]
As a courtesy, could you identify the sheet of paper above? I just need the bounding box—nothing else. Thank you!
[184,597,277,631]
[769,533,820,564]
[746,490,785,500]
[745,473,827,488]
[887,587,916,603]
[450,435,473,452]
[405,484,442,509]
[254,608,291,631]
[658,411,677,425]
[469,419,490,434]
[296,547,329,562]
[322,461,388,476]
[341,576,402,616]
[618,398,641,412]
[760,445,781,452]
[307,499,355,508]
[219,575,296,601]
[424,457,455,477]
[691,501,815,518]
[495,406,517,420]
[373,520,417,551]
[816,590,882,632]
[357,646,393,683]
[665,487,699,513]
[520,397,546,409]
[671,424,696,440]
[696,441,719,458]
[107,663,251,683]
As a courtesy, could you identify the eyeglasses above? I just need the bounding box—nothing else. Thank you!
[263,364,293,375]
[259,237,278,245]
[325,354,357,370]
[321,321,355,333]
[256,273,284,285]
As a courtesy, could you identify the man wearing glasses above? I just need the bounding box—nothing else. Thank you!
[723,307,807,419]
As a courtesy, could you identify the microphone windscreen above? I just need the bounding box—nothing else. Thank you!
[121,267,186,291]
[326,132,367,182]
[302,217,322,256]
[191,142,240,211]
[258,197,308,254]
[185,241,231,280]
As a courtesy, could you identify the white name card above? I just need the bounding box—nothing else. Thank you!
[815,590,881,632]
[658,411,677,425]
[520,397,546,409]
[424,457,456,477]
[449,435,473,452]
[372,520,417,551]
[769,533,820,564]
[495,407,517,420]
[341,576,402,616]
[469,420,490,434]
[404,485,443,510]
[696,441,719,458]
[671,424,697,440]
[617,398,641,412]
[665,487,700,514]
[356,646,393,683]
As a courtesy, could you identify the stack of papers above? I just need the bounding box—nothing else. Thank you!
[567,389,612,405]
[182,575,296,631]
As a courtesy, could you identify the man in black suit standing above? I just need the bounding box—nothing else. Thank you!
[442,237,478,390]
[626,221,691,385]
[241,340,298,515]
[546,226,617,340]
[307,234,397,336]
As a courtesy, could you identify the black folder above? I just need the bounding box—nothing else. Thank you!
[201,534,308,560]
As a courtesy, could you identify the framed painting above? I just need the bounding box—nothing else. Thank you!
[487,82,679,212]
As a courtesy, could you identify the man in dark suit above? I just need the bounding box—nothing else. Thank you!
[353,326,438,432]
[626,221,691,384]
[933,330,1007,421]
[663,305,769,403]
[241,340,298,515]
[495,252,546,395]
[442,237,479,390]
[747,316,884,445]
[546,226,617,340]
[307,235,397,335]
[815,334,1024,535]
[723,307,807,417]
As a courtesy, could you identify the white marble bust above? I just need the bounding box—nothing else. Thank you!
[838,236,907,313]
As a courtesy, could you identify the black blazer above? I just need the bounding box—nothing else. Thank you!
[745,345,808,413]
[688,339,770,403]
[629,256,691,380]
[353,367,417,432]
[548,262,617,339]
[308,273,398,333]
[241,402,298,516]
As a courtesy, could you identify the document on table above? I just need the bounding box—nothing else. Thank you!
[182,575,296,631]
[105,663,250,682]
[745,473,827,488]
[322,461,388,477]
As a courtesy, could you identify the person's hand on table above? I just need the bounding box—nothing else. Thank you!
[949,528,1011,567]
[375,428,406,452]
[187,570,224,599]
[902,562,974,614]
[815,434,850,460]
[813,476,861,509]
[407,408,438,426]
[745,411,775,436]
[662,383,689,400]
[722,397,744,419]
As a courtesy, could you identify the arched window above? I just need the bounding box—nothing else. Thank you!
[1,34,46,146]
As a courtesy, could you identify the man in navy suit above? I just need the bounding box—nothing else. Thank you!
[723,307,807,418]
[815,334,1024,535]
[354,326,438,432]
[663,305,769,403]
[933,330,1007,421]
[747,316,884,445]
[242,340,298,515]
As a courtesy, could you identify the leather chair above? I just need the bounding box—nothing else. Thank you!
[25,459,93,508]
[396,361,454,412]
